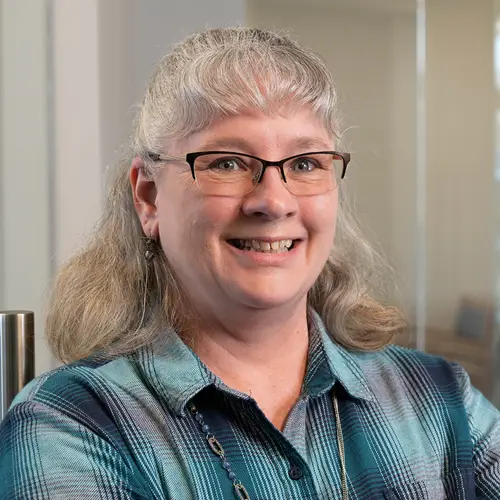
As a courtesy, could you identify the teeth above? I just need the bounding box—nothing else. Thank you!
[235,239,295,253]
[260,241,271,251]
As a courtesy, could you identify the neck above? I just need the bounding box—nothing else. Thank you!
[182,299,310,429]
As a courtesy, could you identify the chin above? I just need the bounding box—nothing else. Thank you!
[227,282,305,310]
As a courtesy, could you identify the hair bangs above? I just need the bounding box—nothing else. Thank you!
[165,46,340,141]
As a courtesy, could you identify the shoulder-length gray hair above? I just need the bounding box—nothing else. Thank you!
[46,27,405,363]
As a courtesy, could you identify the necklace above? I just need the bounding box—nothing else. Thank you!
[189,391,348,500]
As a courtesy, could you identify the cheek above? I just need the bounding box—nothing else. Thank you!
[201,199,241,229]
[302,193,338,237]
[156,179,240,249]
[155,178,197,252]
[190,201,242,262]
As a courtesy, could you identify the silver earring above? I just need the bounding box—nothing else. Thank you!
[144,236,156,263]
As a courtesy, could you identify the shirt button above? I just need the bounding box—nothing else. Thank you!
[288,464,303,480]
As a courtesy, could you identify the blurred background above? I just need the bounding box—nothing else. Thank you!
[1,0,500,404]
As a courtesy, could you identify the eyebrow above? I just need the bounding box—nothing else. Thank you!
[198,138,255,152]
[292,136,333,151]
[198,136,333,155]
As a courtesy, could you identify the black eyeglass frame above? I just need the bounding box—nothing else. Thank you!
[148,150,351,185]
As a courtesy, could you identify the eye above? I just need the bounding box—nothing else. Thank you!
[290,157,320,172]
[210,157,246,171]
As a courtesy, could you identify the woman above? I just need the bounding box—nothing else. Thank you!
[1,27,499,500]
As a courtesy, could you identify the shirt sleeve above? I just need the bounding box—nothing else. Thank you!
[454,363,500,499]
[0,400,150,500]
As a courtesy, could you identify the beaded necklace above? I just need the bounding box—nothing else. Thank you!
[189,391,348,500]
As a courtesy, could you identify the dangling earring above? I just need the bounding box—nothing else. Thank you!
[144,234,156,263]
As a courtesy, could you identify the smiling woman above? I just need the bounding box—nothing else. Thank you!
[1,27,500,500]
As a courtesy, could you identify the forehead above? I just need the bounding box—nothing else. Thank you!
[169,107,333,156]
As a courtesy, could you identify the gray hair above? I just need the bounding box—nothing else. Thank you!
[46,27,404,363]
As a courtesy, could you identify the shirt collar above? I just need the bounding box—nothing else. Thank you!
[138,310,373,416]
[135,330,214,417]
[306,309,374,402]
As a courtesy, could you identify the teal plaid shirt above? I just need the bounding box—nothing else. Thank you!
[1,311,500,499]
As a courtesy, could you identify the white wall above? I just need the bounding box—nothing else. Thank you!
[53,0,104,264]
[425,0,495,328]
[388,15,418,320]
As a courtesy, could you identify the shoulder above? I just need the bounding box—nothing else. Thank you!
[0,355,149,471]
[0,356,157,499]
[351,344,470,406]
[16,355,136,398]
[357,343,461,379]
[7,355,143,430]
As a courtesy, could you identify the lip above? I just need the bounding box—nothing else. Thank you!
[224,238,303,265]
[226,237,303,242]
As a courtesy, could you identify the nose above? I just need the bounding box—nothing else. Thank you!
[241,166,298,220]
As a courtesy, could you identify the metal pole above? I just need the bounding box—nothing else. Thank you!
[0,311,35,421]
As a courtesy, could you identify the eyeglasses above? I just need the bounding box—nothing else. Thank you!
[148,150,350,196]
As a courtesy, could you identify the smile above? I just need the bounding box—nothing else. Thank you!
[227,239,297,253]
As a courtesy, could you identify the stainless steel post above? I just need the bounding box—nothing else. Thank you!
[0,311,35,421]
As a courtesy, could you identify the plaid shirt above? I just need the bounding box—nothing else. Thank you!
[1,311,499,499]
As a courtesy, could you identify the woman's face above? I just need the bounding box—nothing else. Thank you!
[133,107,339,315]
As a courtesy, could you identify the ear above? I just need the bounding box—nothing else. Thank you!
[130,156,159,238]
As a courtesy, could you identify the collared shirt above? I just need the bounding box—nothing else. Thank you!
[1,311,500,499]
